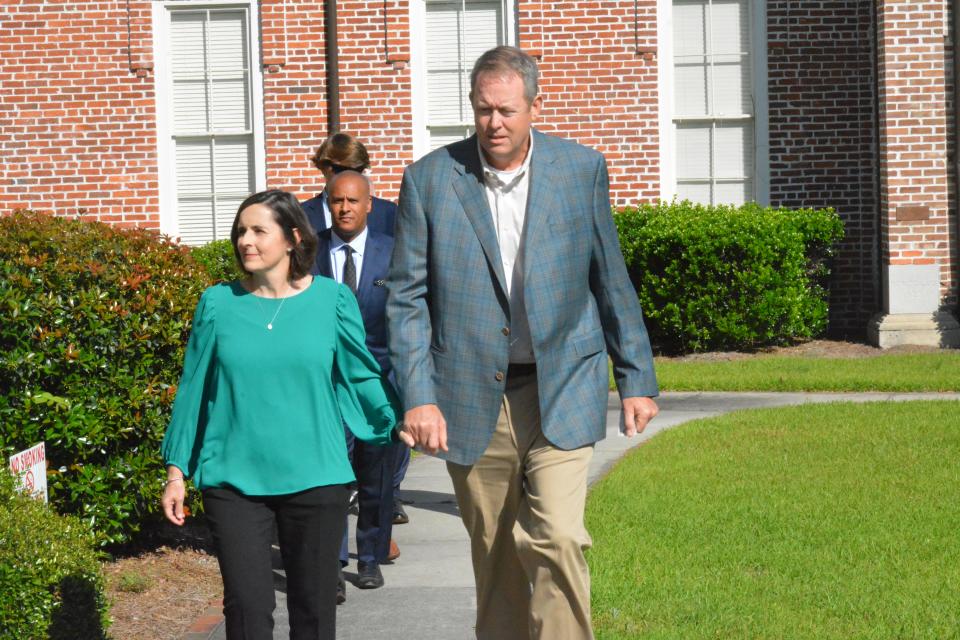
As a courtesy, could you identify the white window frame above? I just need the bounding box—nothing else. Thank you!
[409,0,517,159]
[659,0,768,204]
[152,0,267,241]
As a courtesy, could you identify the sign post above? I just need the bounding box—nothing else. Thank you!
[9,442,47,503]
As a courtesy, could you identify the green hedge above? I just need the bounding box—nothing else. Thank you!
[0,471,109,639]
[616,201,844,352]
[0,211,210,545]
[191,238,242,282]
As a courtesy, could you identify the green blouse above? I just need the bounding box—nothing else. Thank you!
[161,277,400,495]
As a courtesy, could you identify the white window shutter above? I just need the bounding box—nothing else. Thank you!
[208,11,250,131]
[167,7,255,245]
[171,13,208,133]
[673,1,706,58]
[672,0,754,205]
[425,1,503,140]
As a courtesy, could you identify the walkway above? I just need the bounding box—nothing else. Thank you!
[187,391,960,639]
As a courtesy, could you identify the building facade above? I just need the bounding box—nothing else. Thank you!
[1,0,957,344]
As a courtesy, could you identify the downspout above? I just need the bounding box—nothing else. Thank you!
[951,0,960,280]
[954,0,960,300]
[325,0,340,134]
[871,1,883,317]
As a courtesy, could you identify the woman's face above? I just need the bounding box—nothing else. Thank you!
[235,203,295,277]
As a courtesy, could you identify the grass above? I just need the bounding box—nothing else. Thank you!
[586,401,960,639]
[608,351,960,392]
[115,571,152,594]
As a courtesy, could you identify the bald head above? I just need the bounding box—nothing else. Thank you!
[328,170,372,241]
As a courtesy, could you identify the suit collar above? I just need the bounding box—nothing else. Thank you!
[451,135,509,294]
[521,130,562,273]
[450,129,560,299]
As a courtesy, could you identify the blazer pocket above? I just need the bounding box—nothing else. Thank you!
[573,331,605,358]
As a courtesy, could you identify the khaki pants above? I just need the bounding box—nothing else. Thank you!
[447,372,595,640]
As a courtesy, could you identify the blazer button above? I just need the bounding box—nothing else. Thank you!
[495,371,505,382]
[501,327,510,336]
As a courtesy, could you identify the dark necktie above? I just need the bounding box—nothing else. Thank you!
[342,245,357,294]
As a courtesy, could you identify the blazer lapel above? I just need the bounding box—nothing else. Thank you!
[356,233,384,304]
[451,138,509,296]
[315,230,334,278]
[522,130,562,279]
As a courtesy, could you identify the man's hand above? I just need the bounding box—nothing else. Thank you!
[401,404,448,455]
[621,396,659,437]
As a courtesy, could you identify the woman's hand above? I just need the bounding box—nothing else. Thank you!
[395,422,416,448]
[161,469,187,526]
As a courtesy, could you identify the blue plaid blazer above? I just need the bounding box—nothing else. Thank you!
[386,129,658,465]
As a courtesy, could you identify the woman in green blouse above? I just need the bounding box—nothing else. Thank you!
[160,190,410,639]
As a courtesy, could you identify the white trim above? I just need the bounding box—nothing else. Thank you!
[658,0,768,205]
[409,1,428,159]
[658,0,675,201]
[409,0,516,160]
[152,0,266,240]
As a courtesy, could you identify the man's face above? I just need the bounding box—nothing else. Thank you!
[329,173,372,241]
[472,71,542,171]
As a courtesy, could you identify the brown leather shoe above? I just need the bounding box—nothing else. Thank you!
[387,538,400,562]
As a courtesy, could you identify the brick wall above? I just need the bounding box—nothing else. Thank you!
[876,0,958,308]
[0,0,159,228]
[260,0,413,204]
[766,0,880,336]
[3,0,954,334]
[520,0,660,205]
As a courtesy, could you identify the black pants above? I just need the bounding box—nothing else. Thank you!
[203,485,349,640]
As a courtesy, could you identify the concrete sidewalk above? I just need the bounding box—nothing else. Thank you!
[194,391,960,640]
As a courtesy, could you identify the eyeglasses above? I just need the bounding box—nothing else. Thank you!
[329,163,366,174]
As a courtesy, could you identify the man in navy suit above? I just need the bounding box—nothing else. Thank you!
[302,133,397,238]
[305,133,413,529]
[311,170,399,597]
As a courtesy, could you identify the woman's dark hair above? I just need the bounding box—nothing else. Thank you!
[230,189,318,280]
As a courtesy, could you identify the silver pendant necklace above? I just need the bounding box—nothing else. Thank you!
[253,284,290,330]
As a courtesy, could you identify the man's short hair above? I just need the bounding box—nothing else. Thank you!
[469,46,539,105]
[310,132,371,172]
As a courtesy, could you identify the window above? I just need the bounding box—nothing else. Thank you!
[667,0,767,205]
[153,3,265,245]
[411,1,513,157]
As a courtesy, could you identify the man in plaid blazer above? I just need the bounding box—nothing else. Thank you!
[387,46,659,640]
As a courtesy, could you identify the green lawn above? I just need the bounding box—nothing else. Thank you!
[640,352,960,392]
[586,401,960,639]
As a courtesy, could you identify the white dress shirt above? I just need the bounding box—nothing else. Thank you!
[329,227,368,286]
[479,135,535,364]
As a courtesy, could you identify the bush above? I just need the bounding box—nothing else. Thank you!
[190,238,242,282]
[0,470,109,639]
[0,211,210,545]
[616,201,844,352]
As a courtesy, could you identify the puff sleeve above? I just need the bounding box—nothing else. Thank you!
[332,285,401,445]
[161,288,217,478]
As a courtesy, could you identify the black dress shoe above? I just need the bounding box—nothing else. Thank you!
[348,489,359,516]
[392,497,409,525]
[356,562,384,589]
[336,569,346,605]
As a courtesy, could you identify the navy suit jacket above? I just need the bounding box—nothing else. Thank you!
[312,228,394,382]
[302,193,397,237]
